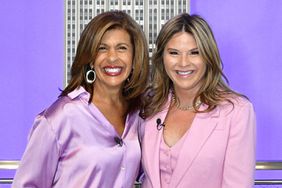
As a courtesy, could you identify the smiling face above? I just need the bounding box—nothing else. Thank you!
[163,31,206,94]
[93,28,133,91]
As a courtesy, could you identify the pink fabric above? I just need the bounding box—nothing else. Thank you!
[159,132,187,188]
[141,93,256,188]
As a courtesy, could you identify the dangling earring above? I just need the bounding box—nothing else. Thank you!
[85,68,96,84]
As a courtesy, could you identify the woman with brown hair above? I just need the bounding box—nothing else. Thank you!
[13,10,149,188]
[141,13,256,188]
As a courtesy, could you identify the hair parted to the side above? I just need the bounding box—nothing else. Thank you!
[142,13,246,118]
[60,10,149,113]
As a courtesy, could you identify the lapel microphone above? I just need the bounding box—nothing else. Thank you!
[156,118,165,130]
[114,136,123,147]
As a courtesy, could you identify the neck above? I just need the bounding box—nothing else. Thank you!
[92,82,124,103]
[172,87,197,104]
[172,89,201,111]
[92,88,128,117]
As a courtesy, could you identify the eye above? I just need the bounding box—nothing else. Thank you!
[118,45,128,51]
[97,45,106,51]
[189,50,199,56]
[168,50,179,55]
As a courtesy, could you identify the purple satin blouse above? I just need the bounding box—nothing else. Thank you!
[12,87,142,188]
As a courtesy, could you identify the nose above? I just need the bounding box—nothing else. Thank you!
[108,49,118,63]
[179,54,190,66]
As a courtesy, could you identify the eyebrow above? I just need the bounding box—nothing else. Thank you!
[166,47,199,51]
[190,48,199,51]
[99,42,131,47]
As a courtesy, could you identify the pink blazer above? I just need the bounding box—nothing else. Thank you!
[141,95,256,188]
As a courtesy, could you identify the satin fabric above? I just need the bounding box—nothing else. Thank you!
[12,87,142,188]
[141,93,256,188]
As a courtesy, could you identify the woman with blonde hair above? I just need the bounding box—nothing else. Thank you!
[141,13,256,188]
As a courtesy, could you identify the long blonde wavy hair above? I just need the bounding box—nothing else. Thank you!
[142,13,245,118]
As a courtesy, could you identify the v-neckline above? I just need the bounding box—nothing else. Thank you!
[88,102,129,138]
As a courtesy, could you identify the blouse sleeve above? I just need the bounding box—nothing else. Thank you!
[12,115,60,188]
[222,100,256,188]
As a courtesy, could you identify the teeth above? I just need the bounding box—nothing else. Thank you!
[177,70,193,75]
[104,67,121,73]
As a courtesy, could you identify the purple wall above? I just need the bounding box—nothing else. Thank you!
[0,0,64,159]
[0,0,282,181]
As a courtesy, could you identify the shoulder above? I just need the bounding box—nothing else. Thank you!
[42,96,75,120]
[27,96,73,143]
[216,94,255,119]
[34,90,89,134]
[30,96,75,134]
[219,94,253,110]
[41,87,90,122]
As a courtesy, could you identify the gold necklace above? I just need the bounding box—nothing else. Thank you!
[172,94,201,111]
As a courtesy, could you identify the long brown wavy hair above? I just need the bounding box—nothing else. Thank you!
[60,10,149,113]
[142,13,245,118]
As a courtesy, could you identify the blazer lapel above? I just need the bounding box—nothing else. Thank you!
[143,120,163,187]
[170,106,220,187]
[143,97,171,188]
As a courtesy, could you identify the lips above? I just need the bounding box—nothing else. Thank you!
[103,66,123,76]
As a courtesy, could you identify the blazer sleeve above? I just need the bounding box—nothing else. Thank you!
[222,100,256,188]
[12,115,60,188]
